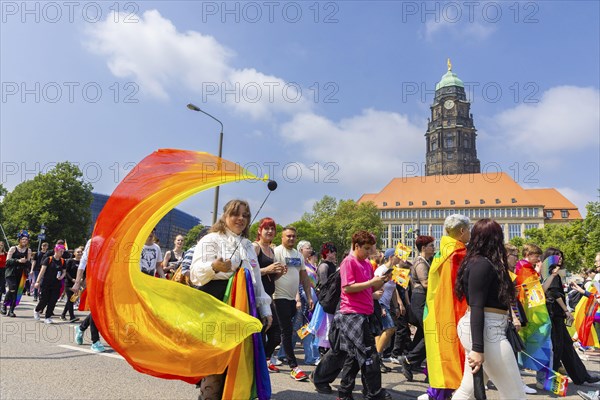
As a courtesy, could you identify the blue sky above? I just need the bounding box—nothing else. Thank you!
[1,1,599,228]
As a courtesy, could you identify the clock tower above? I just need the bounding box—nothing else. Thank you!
[425,60,481,176]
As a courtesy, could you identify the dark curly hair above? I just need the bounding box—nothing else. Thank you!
[455,219,515,305]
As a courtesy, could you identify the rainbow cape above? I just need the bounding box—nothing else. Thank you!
[87,149,269,396]
[515,260,553,371]
[3,271,27,308]
[568,281,600,348]
[423,235,467,390]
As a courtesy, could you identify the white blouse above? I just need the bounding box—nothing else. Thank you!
[190,230,271,318]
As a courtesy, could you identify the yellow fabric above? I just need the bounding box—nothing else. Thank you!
[87,149,265,382]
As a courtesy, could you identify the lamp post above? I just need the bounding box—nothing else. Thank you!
[37,224,47,252]
[187,103,224,225]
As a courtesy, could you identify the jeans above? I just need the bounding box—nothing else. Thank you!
[276,305,319,364]
[453,311,526,400]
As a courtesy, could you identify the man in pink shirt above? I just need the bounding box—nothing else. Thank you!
[311,231,390,400]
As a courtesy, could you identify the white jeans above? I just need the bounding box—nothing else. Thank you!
[453,311,526,400]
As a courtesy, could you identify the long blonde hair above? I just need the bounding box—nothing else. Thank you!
[210,199,251,238]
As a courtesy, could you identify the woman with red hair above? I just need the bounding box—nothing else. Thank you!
[252,217,285,372]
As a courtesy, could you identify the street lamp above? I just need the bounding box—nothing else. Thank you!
[37,223,47,252]
[187,103,224,225]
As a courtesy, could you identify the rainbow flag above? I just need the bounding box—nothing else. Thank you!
[544,370,569,396]
[86,150,266,385]
[515,261,553,371]
[569,282,600,348]
[3,271,27,308]
[423,235,467,391]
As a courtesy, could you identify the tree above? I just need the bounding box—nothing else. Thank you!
[582,200,600,268]
[183,224,205,250]
[300,196,383,262]
[522,222,584,272]
[2,162,93,247]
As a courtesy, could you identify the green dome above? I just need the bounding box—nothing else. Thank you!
[436,70,464,90]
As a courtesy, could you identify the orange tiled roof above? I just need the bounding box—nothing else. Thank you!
[527,188,582,220]
[359,173,581,220]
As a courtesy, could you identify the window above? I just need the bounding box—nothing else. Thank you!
[524,223,539,232]
[509,224,522,239]
[404,224,415,249]
[391,225,402,246]
[383,202,387,206]
[561,210,569,218]
[545,210,554,219]
[447,153,454,160]
[431,138,438,151]
[419,225,429,236]
[445,133,454,148]
[380,229,389,249]
[431,225,444,242]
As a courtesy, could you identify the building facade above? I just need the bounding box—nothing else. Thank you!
[90,193,201,250]
[360,62,582,251]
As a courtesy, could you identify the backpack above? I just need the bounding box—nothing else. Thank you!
[316,270,341,314]
[567,288,583,310]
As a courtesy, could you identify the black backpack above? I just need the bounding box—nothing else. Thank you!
[316,270,341,314]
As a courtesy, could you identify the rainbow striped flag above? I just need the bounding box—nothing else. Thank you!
[423,235,467,391]
[515,261,553,371]
[569,282,600,348]
[3,271,27,308]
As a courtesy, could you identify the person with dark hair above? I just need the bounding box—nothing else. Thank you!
[541,247,599,386]
[34,243,67,324]
[60,246,82,322]
[162,234,184,279]
[140,231,164,278]
[312,241,338,354]
[273,226,313,381]
[312,230,391,400]
[252,217,284,372]
[453,219,525,399]
[0,241,6,302]
[401,235,435,381]
[30,242,48,301]
[2,231,32,317]
[190,199,272,400]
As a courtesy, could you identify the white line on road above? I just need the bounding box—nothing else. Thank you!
[58,344,125,360]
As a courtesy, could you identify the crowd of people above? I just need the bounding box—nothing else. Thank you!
[1,204,600,400]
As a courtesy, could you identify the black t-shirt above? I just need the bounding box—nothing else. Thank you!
[64,258,80,288]
[545,274,566,319]
[41,256,66,288]
[463,256,510,353]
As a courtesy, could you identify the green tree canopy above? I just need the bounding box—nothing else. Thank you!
[183,224,205,250]
[2,162,93,248]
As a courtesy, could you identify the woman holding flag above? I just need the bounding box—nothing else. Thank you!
[1,230,31,317]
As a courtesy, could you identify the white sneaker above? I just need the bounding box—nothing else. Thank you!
[33,311,40,320]
[389,356,401,364]
[272,356,283,366]
[44,318,53,324]
[417,394,430,400]
[523,383,537,394]
[578,390,600,400]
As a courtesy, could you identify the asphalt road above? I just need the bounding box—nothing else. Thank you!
[1,297,599,399]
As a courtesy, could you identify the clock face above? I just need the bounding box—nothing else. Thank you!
[444,100,455,110]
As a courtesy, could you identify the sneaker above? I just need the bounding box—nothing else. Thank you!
[586,375,600,384]
[0,305,6,315]
[70,317,80,323]
[309,371,333,394]
[271,356,283,366]
[380,362,392,373]
[389,356,401,364]
[60,316,67,321]
[523,383,537,394]
[8,311,16,318]
[291,367,308,381]
[267,361,280,373]
[33,310,40,320]
[578,390,600,400]
[91,341,106,353]
[536,381,545,390]
[74,326,84,345]
[381,357,392,363]
[401,356,414,382]
[44,318,53,324]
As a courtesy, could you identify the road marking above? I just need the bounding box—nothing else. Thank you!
[58,344,124,360]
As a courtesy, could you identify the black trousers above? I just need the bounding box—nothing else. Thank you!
[3,275,20,311]
[274,298,298,368]
[62,287,76,319]
[35,285,61,318]
[262,302,281,359]
[80,314,100,343]
[405,290,427,367]
[0,268,6,297]
[551,316,591,384]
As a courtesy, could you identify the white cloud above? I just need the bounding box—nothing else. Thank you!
[487,86,600,158]
[422,17,496,42]
[279,109,425,190]
[84,10,310,119]
[555,187,594,217]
